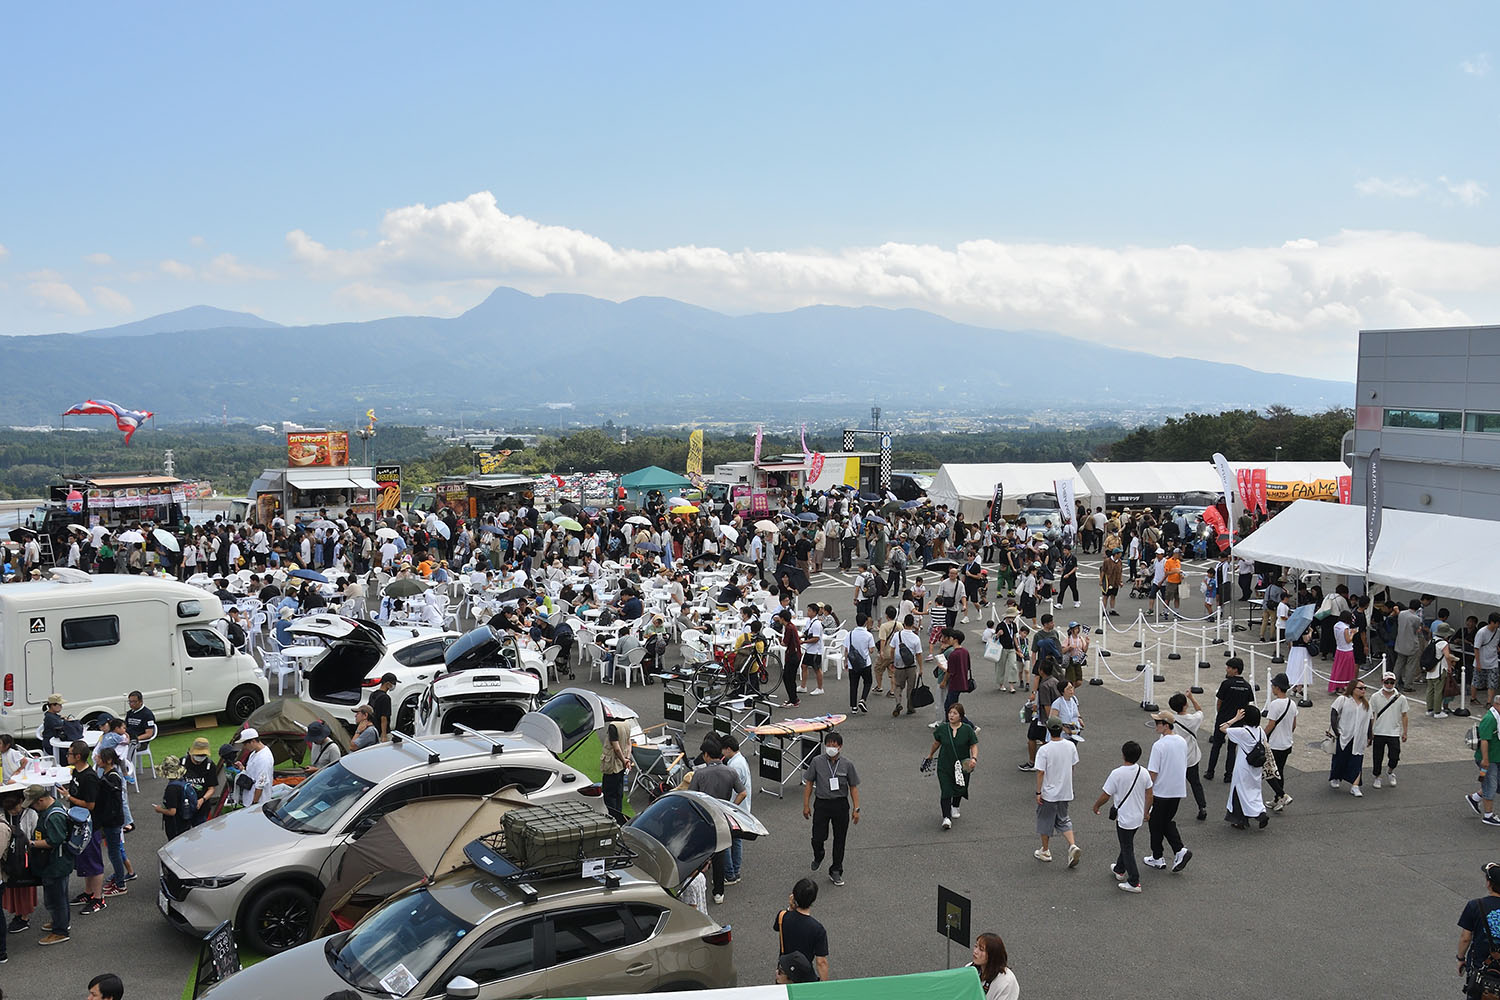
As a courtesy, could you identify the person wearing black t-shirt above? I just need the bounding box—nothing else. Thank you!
[1205,657,1254,783]
[124,691,157,744]
[772,878,830,981]
[367,673,396,741]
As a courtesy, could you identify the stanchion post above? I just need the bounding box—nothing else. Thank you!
[1089,646,1105,686]
[1248,649,1259,691]
[1152,636,1166,682]
[1192,644,1206,694]
[1134,617,1144,650]
[1141,658,1158,712]
[1456,658,1473,718]
[1168,620,1181,660]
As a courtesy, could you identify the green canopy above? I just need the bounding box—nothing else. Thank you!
[619,465,691,490]
[557,968,984,1000]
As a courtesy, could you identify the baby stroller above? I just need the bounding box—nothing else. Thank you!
[1128,579,1152,600]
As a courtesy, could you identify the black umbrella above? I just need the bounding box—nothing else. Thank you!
[494,587,533,603]
[796,512,820,523]
[923,558,960,572]
[776,561,811,593]
[858,490,881,503]
[8,526,37,541]
[560,502,581,516]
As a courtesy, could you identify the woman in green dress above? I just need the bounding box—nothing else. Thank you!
[926,701,979,830]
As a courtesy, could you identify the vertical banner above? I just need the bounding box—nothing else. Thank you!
[752,426,763,466]
[1252,468,1269,515]
[374,465,402,511]
[1235,468,1252,511]
[989,482,1004,524]
[799,423,809,459]
[1053,478,1075,531]
[1337,475,1352,505]
[808,452,826,484]
[686,430,704,477]
[1364,448,1381,572]
[1211,452,1239,545]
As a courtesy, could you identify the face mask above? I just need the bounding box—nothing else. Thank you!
[824,746,840,758]
[189,754,206,763]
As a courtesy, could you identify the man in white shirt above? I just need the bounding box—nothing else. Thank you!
[1150,550,1167,601]
[1367,671,1409,789]
[721,734,753,885]
[1144,711,1192,874]
[801,608,826,696]
[1262,674,1299,809]
[1033,717,1082,868]
[1167,691,1209,821]
[235,728,276,807]
[1094,740,1153,892]
[1474,613,1500,708]
[845,614,877,714]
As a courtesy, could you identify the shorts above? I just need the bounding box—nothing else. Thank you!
[1484,762,1500,802]
[1036,799,1073,836]
[1103,586,1119,597]
[1027,721,1046,743]
[803,653,823,669]
[1478,668,1499,692]
[74,830,105,877]
[1164,583,1180,602]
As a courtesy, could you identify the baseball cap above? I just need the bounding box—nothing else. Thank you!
[47,693,64,706]
[22,784,50,805]
[236,727,260,742]
[1045,716,1065,733]
[777,952,816,983]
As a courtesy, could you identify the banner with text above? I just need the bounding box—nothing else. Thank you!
[1364,449,1381,570]
[375,465,402,511]
[286,431,349,468]
[1053,478,1075,530]
[687,430,704,477]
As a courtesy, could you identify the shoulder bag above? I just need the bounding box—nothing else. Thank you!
[1108,765,1143,822]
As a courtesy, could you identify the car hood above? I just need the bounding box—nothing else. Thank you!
[289,614,386,651]
[203,934,352,999]
[159,801,313,879]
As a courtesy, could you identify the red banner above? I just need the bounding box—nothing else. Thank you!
[808,452,826,484]
[1200,504,1231,552]
[1252,468,1268,514]
[1235,468,1250,510]
[1337,475,1352,505]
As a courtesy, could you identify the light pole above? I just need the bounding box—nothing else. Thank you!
[1274,445,1282,463]
[357,426,376,466]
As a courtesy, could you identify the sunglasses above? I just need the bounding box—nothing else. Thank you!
[1355,685,1368,691]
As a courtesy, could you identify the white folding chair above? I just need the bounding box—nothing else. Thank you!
[540,645,562,687]
[587,641,610,683]
[128,733,157,788]
[264,651,298,697]
[824,630,849,681]
[617,646,649,689]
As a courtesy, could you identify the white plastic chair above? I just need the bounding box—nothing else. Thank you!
[264,652,299,697]
[824,630,849,681]
[617,646,649,689]
[128,733,156,788]
[587,641,610,683]
[679,628,709,663]
[540,645,562,687]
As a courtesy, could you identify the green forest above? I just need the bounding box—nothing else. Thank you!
[0,407,1351,499]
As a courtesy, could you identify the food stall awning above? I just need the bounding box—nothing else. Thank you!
[286,472,361,490]
[350,477,380,490]
[70,474,185,489]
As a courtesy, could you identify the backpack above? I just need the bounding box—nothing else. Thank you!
[1035,635,1062,665]
[61,718,85,742]
[897,631,917,669]
[2,812,40,887]
[1420,641,1440,674]
[1243,735,1267,769]
[847,638,870,671]
[873,572,889,598]
[62,804,92,860]
[169,778,197,826]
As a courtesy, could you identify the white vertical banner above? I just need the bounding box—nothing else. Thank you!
[1053,477,1075,531]
[1211,452,1240,545]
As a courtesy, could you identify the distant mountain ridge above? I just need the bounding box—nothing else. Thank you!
[72,305,281,338]
[0,288,1350,424]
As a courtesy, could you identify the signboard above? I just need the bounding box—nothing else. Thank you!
[286,431,349,468]
[988,483,1004,524]
[1263,478,1338,503]
[435,482,469,513]
[1337,475,1352,505]
[477,450,513,474]
[375,465,402,511]
[686,430,704,477]
[758,738,782,781]
[936,885,971,947]
[1365,448,1382,571]
[663,689,686,724]
[749,491,770,515]
[192,919,241,998]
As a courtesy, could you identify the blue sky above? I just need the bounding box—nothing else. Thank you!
[2,2,1496,375]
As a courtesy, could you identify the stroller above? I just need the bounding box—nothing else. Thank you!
[1129,579,1152,600]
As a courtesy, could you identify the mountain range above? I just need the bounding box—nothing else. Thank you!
[1,288,1351,425]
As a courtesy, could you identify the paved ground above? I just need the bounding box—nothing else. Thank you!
[8,551,1495,999]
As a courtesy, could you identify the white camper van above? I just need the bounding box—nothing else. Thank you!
[0,576,267,739]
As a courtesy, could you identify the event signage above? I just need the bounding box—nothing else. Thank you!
[374,465,402,511]
[752,426,763,466]
[989,483,1004,524]
[477,450,512,474]
[1251,468,1268,514]
[1365,449,1382,571]
[1052,478,1075,531]
[807,453,826,483]
[286,431,349,468]
[687,430,704,477]
[1338,475,1352,505]
[1211,452,1239,545]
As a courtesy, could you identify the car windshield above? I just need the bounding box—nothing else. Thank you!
[328,888,474,996]
[267,762,374,834]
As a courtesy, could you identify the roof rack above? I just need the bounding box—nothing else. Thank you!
[451,724,505,755]
[463,832,635,899]
[388,732,442,765]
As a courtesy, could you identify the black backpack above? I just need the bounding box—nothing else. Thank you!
[1420,640,1441,673]
[1243,735,1267,769]
[897,631,917,669]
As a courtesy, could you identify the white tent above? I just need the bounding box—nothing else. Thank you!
[1078,462,1223,507]
[1229,461,1349,483]
[1236,499,1500,607]
[926,463,1087,520]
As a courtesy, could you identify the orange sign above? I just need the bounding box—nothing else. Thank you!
[286,431,349,467]
[1264,478,1339,503]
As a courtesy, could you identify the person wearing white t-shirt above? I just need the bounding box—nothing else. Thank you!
[801,609,826,696]
[1144,712,1192,874]
[1167,691,1209,821]
[1094,742,1153,893]
[1033,717,1082,867]
[1261,675,1299,811]
[1367,672,1409,789]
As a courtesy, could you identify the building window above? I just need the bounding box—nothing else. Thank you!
[1466,412,1500,433]
[1383,409,1462,430]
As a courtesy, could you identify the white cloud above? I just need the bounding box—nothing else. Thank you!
[84,252,112,266]
[1440,175,1489,206]
[160,258,194,279]
[29,279,90,315]
[91,285,133,314]
[189,235,207,248]
[202,253,274,282]
[0,243,9,260]
[1462,53,1491,76]
[284,192,1500,373]
[1354,176,1428,199]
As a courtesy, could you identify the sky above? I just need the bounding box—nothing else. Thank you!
[2,2,1497,378]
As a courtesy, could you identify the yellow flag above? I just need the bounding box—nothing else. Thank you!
[686,429,704,476]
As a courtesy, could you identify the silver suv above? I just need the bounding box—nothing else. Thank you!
[158,728,600,954]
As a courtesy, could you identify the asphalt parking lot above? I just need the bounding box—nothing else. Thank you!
[7,555,1494,1000]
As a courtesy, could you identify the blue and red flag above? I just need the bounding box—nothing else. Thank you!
[63,399,154,443]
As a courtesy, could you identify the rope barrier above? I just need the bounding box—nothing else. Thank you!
[1152,595,1221,623]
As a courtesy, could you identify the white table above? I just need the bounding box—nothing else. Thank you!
[50,728,102,764]
[0,764,73,794]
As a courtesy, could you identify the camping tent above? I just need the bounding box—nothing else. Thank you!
[1078,462,1223,508]
[926,463,1088,520]
[1235,499,1500,606]
[554,968,984,1000]
[617,465,691,508]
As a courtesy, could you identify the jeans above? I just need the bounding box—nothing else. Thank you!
[810,797,850,878]
[1371,735,1401,776]
[1114,825,1140,886]
[725,838,743,880]
[602,771,627,825]
[102,825,127,887]
[42,873,71,936]
[1185,763,1207,812]
[847,665,872,710]
[1147,797,1183,860]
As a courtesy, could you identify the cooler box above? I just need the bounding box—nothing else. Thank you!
[502,800,620,870]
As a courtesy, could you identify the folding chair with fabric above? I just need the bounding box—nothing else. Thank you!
[628,740,686,803]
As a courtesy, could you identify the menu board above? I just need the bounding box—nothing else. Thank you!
[286,431,350,467]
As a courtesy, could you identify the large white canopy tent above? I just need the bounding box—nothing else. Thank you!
[1235,499,1500,607]
[1078,462,1224,507]
[1229,461,1349,482]
[926,462,1088,520]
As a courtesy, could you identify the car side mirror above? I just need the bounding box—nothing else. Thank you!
[444,976,480,1000]
[351,815,378,838]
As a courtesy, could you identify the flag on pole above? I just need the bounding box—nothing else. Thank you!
[1211,452,1240,545]
[753,426,763,465]
[686,430,704,477]
[63,399,154,444]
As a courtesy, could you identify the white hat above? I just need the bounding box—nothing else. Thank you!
[236,728,260,742]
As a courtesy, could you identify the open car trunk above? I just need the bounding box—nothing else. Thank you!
[292,616,387,706]
[620,790,769,892]
[434,694,530,735]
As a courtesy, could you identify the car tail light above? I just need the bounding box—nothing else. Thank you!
[361,677,382,688]
[578,782,603,797]
[702,925,732,946]
[2,673,11,707]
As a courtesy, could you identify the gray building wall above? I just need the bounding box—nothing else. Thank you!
[1353,325,1500,520]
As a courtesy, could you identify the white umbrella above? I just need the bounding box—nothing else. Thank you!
[376,527,400,541]
[666,496,689,507]
[153,528,181,553]
[309,519,337,531]
[754,519,778,533]
[430,520,451,540]
[45,567,92,583]
[626,515,652,527]
[186,572,214,589]
[66,523,90,537]
[116,529,144,545]
[90,524,109,545]
[718,524,740,543]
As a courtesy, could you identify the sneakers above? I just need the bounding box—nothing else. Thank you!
[1351,786,1363,798]
[857,700,869,714]
[81,898,107,915]
[1074,602,1082,608]
[1483,814,1500,827]
[1067,844,1082,868]
[1470,793,1485,816]
[1387,772,1398,786]
[892,706,902,718]
[103,882,127,897]
[1172,849,1193,873]
[1117,882,1143,893]
[1072,734,1086,743]
[7,916,28,933]
[783,701,802,709]
[829,872,845,886]
[811,857,823,871]
[1330,780,1342,789]
[1280,794,1293,808]
[1034,848,1053,862]
[1110,865,1126,879]
[69,892,90,908]
[810,688,825,696]
[941,817,952,830]
[724,875,741,886]
[961,616,970,623]
[797,685,808,693]
[1373,776,1382,789]
[1196,809,1208,821]
[37,933,69,947]
[712,893,725,904]
[1017,762,1036,772]
[1434,711,1449,719]
[1143,856,1167,870]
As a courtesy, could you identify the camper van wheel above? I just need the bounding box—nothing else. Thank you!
[225,685,265,724]
[82,711,111,729]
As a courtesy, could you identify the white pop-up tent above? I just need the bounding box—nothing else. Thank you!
[1235,499,1500,607]
[1078,462,1223,507]
[926,463,1087,520]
